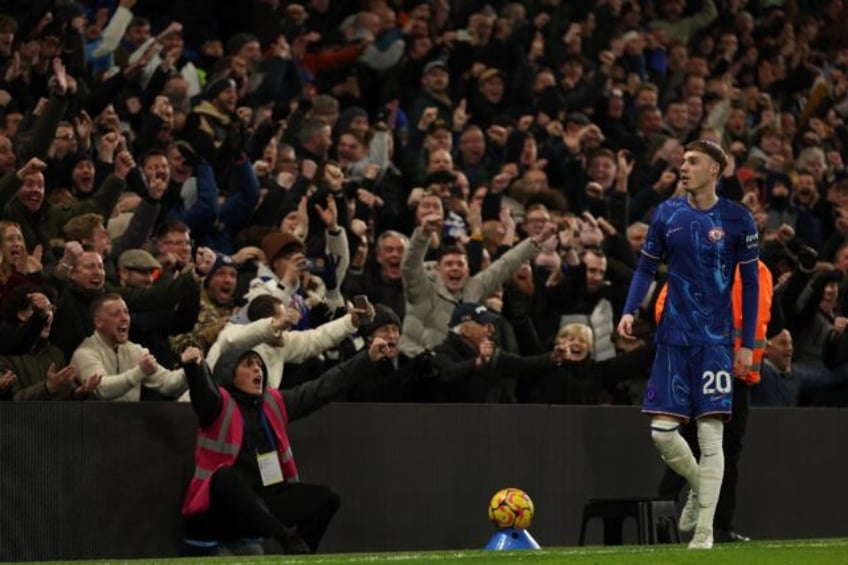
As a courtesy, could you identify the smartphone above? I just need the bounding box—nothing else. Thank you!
[353,295,374,323]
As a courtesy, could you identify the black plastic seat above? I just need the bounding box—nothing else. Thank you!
[578,496,680,545]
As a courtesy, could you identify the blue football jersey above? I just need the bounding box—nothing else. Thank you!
[642,197,759,345]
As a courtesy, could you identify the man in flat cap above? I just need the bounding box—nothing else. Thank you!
[117,248,200,371]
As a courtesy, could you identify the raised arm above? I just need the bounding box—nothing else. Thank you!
[279,314,356,364]
[469,223,555,300]
[181,346,222,428]
[282,348,373,421]
[402,219,439,305]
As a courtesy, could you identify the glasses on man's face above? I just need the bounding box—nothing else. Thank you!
[526,216,550,224]
[54,133,75,141]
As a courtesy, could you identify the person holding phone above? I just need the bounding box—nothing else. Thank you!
[342,303,442,402]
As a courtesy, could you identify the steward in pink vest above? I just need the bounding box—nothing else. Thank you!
[179,343,383,555]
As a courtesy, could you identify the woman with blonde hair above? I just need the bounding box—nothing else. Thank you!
[518,322,654,405]
[0,221,44,307]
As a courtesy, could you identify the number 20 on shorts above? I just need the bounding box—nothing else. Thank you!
[702,370,732,395]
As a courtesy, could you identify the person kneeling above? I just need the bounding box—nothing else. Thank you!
[179,338,390,554]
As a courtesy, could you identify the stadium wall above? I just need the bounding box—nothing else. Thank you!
[0,403,844,560]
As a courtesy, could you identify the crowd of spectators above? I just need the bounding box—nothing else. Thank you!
[0,0,846,407]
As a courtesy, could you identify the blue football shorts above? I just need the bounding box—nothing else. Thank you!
[642,343,734,421]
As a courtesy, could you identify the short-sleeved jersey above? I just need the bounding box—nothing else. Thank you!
[642,196,759,346]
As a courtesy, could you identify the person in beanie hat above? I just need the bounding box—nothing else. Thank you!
[202,75,238,102]
[358,303,401,343]
[341,302,444,402]
[179,335,392,554]
[170,252,238,354]
[204,253,237,292]
[181,70,243,193]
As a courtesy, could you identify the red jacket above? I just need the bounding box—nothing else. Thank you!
[182,387,299,515]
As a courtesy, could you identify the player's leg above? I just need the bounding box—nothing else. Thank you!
[689,416,723,549]
[651,417,699,491]
[656,418,700,536]
[689,345,734,549]
[714,380,751,542]
[651,415,701,535]
[644,345,701,533]
[658,416,700,498]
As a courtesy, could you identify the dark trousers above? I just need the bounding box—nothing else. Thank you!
[185,466,340,553]
[657,380,750,531]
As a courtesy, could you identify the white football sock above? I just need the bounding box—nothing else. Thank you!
[650,418,699,490]
[695,418,725,532]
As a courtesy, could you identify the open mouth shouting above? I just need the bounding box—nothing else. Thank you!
[21,190,44,212]
[384,259,401,279]
[445,272,464,288]
[216,282,235,303]
[515,263,531,282]
[8,245,22,262]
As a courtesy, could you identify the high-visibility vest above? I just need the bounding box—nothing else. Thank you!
[182,387,299,516]
[654,260,772,384]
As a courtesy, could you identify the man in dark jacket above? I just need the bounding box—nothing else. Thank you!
[119,249,200,370]
[342,231,407,320]
[4,151,135,262]
[0,285,99,400]
[342,303,440,402]
[432,303,552,403]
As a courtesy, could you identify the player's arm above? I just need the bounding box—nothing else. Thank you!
[734,258,758,376]
[738,258,759,349]
[617,250,661,339]
[734,212,760,376]
[618,208,666,339]
[738,211,760,349]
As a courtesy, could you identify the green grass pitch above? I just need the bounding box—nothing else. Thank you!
[11,538,848,565]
